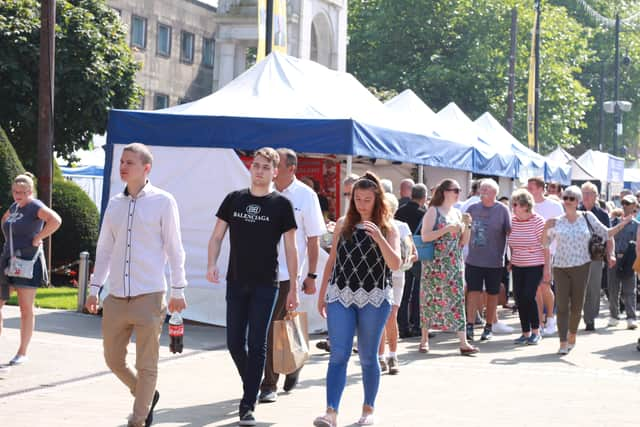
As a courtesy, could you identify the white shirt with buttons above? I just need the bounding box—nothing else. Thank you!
[276,178,327,282]
[90,182,187,298]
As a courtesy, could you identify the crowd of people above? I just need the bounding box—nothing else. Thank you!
[1,143,639,427]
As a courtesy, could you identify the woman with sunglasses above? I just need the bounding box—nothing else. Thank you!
[315,171,401,427]
[542,185,631,355]
[418,179,476,355]
[508,189,546,345]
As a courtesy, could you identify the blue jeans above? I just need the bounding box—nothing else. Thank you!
[325,300,391,411]
[226,284,279,414]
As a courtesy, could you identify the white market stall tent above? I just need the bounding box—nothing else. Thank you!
[546,146,598,182]
[576,149,625,196]
[103,53,481,329]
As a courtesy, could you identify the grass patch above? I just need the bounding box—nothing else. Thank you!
[5,286,78,310]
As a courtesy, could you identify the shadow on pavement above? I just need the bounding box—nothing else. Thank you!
[2,310,227,352]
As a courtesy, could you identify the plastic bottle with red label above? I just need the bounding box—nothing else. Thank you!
[169,312,184,354]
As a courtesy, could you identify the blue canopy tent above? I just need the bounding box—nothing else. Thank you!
[102,53,487,327]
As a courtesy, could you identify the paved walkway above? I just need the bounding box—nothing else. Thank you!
[1,304,639,426]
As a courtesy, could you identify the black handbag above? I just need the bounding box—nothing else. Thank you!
[584,213,606,261]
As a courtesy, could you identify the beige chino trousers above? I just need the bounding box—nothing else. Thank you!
[102,292,166,426]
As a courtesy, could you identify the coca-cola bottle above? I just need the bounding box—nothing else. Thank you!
[169,312,184,354]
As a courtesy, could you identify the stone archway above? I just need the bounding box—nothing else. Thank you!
[310,12,333,68]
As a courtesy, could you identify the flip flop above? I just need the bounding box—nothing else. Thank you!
[357,413,376,425]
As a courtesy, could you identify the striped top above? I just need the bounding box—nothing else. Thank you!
[508,213,545,267]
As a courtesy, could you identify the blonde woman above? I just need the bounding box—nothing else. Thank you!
[0,174,61,365]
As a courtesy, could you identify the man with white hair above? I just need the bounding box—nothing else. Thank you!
[465,179,511,341]
[607,194,639,329]
[381,178,393,194]
[398,178,415,208]
[579,181,612,331]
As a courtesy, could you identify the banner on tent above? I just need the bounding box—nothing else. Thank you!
[240,155,340,220]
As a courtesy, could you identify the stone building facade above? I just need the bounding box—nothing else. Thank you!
[107,0,347,109]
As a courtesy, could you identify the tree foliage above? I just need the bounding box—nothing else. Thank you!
[348,0,596,154]
[51,177,99,267]
[552,0,640,157]
[0,126,26,216]
[0,0,141,169]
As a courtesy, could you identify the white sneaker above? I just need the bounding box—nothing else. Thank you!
[539,325,547,336]
[627,319,638,330]
[492,321,514,334]
[545,317,558,335]
[9,354,28,366]
[608,317,619,327]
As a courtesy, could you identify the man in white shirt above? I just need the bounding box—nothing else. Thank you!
[528,177,564,335]
[86,143,187,427]
[258,148,326,403]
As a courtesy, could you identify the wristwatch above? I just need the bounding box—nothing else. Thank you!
[307,272,318,279]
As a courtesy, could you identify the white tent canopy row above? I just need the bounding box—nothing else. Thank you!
[99,53,573,327]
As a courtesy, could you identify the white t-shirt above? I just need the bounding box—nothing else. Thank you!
[533,198,564,255]
[533,198,564,220]
[460,195,481,213]
[277,178,327,281]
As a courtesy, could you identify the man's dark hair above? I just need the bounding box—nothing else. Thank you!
[411,183,427,200]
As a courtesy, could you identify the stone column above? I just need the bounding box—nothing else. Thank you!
[217,41,237,89]
[335,3,347,71]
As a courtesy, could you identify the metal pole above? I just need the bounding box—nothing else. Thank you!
[38,0,55,277]
[265,0,274,55]
[505,8,517,133]
[77,252,90,312]
[613,13,621,156]
[534,0,541,153]
[598,61,605,151]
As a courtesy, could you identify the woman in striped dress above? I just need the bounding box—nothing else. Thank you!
[507,189,546,345]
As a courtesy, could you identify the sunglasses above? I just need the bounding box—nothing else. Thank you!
[343,192,350,197]
[562,196,576,202]
[445,188,461,194]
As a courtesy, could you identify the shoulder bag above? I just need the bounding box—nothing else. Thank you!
[583,213,606,261]
[413,208,440,262]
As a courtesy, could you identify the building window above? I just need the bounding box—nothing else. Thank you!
[154,93,169,110]
[131,15,147,48]
[203,37,215,67]
[157,23,172,57]
[180,31,194,63]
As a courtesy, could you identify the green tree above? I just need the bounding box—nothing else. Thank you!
[348,0,595,153]
[0,0,141,169]
[553,0,640,158]
[0,126,26,216]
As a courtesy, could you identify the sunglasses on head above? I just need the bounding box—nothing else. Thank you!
[562,196,576,202]
[445,188,461,194]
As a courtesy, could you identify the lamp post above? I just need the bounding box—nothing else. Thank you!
[604,13,632,157]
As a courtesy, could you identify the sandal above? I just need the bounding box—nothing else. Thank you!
[418,342,429,353]
[357,413,376,425]
[459,346,479,356]
[313,414,336,427]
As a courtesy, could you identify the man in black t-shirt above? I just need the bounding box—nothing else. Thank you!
[394,183,427,337]
[207,147,298,426]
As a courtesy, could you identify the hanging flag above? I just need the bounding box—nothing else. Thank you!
[257,0,267,61]
[272,0,288,54]
[527,10,538,150]
[257,0,287,61]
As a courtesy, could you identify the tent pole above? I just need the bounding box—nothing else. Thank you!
[418,165,424,184]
